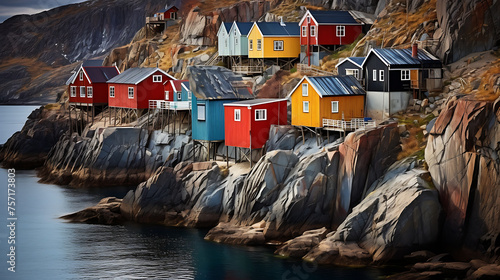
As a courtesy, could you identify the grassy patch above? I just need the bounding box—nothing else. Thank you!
[320,34,364,72]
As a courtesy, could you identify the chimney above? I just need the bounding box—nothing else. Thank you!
[280,16,285,26]
[412,43,418,59]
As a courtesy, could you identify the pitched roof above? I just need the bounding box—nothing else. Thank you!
[309,10,359,24]
[82,60,104,67]
[288,75,365,98]
[66,65,119,85]
[234,22,253,35]
[336,57,365,68]
[181,81,190,92]
[363,48,442,68]
[170,80,187,92]
[253,22,300,36]
[107,67,174,85]
[158,5,177,13]
[187,66,254,100]
[223,98,286,107]
[219,22,233,34]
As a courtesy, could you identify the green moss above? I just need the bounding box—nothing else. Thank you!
[290,67,297,74]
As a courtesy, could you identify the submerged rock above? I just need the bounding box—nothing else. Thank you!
[275,227,329,258]
[61,197,124,225]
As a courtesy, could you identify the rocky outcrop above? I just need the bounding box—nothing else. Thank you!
[435,0,500,64]
[61,197,124,225]
[304,168,441,265]
[180,1,271,46]
[275,227,329,258]
[0,106,70,169]
[425,96,500,262]
[39,127,193,187]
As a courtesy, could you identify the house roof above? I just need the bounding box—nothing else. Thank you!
[158,5,177,13]
[336,57,365,68]
[219,22,233,35]
[252,22,300,37]
[233,22,253,36]
[169,80,187,92]
[66,64,120,85]
[310,10,359,24]
[362,48,442,68]
[223,98,286,107]
[187,66,254,100]
[107,67,175,85]
[287,75,365,98]
[181,81,190,92]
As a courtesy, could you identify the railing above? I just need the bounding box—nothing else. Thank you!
[232,65,264,74]
[205,51,219,66]
[323,118,376,131]
[149,100,191,110]
[297,63,334,76]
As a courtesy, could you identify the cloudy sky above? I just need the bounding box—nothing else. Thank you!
[0,0,86,23]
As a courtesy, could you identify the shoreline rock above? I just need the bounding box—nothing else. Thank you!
[61,197,124,225]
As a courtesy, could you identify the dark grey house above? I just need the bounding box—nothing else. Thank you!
[336,57,365,82]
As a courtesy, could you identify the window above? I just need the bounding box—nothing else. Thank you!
[170,12,175,19]
[153,75,162,83]
[197,104,206,121]
[87,86,93,98]
[128,87,134,99]
[401,70,410,81]
[234,109,241,121]
[346,69,359,79]
[235,37,238,44]
[257,39,262,51]
[379,70,385,82]
[188,91,192,100]
[307,16,310,23]
[225,39,227,48]
[373,70,377,81]
[79,71,83,81]
[331,101,339,113]
[109,86,115,98]
[80,86,86,97]
[336,26,345,37]
[302,83,308,96]
[302,26,307,37]
[70,86,76,97]
[255,109,267,121]
[165,91,169,100]
[303,101,309,113]
[310,26,316,37]
[273,40,284,51]
[249,39,253,50]
[177,92,182,101]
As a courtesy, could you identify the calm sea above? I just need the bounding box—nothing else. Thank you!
[0,106,380,279]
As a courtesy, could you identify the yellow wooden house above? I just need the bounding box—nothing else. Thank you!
[247,21,300,59]
[288,75,366,128]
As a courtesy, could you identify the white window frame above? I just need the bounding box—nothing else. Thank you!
[401,70,410,81]
[170,12,175,19]
[302,26,307,37]
[70,86,76,97]
[273,40,284,51]
[87,86,93,98]
[302,83,308,96]
[79,71,83,81]
[197,104,206,121]
[249,39,253,50]
[234,109,241,122]
[310,25,316,37]
[303,101,309,113]
[165,91,169,100]
[373,69,377,82]
[109,86,115,98]
[331,101,339,113]
[255,109,267,121]
[345,69,359,79]
[379,70,385,82]
[177,91,182,101]
[80,86,86,98]
[188,91,192,100]
[257,39,262,51]
[153,75,162,83]
[128,87,134,99]
[336,26,345,37]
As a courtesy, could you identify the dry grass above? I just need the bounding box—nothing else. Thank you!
[396,114,435,161]
[268,1,325,21]
[468,58,500,101]
[0,57,53,80]
[320,34,364,72]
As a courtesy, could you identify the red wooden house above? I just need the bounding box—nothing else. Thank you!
[155,5,178,20]
[66,61,120,105]
[224,99,287,150]
[299,10,363,66]
[107,67,175,109]
[164,80,188,101]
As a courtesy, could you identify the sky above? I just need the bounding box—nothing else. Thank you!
[0,0,87,23]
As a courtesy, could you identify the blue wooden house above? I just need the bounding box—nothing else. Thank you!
[188,66,253,142]
[228,22,253,56]
[180,81,191,101]
[217,23,233,57]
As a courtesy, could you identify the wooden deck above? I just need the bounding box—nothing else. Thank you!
[322,118,376,132]
[232,65,264,75]
[149,100,191,111]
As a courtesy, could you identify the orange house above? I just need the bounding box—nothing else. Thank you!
[287,75,366,128]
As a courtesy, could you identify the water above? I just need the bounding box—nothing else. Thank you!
[0,105,40,145]
[0,106,381,279]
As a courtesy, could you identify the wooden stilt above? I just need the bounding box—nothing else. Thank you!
[226,145,229,168]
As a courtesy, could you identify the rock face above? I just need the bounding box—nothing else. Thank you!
[39,127,192,187]
[0,106,70,169]
[435,0,500,64]
[61,197,124,225]
[425,96,500,262]
[304,169,442,265]
[180,1,271,46]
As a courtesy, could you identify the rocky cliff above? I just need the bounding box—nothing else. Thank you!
[0,0,169,104]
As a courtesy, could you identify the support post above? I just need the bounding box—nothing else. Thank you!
[226,145,229,168]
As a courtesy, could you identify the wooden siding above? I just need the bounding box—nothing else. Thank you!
[247,26,264,58]
[217,25,230,56]
[192,97,237,141]
[263,36,300,58]
[320,95,365,121]
[300,21,362,46]
[364,54,389,92]
[337,60,362,76]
